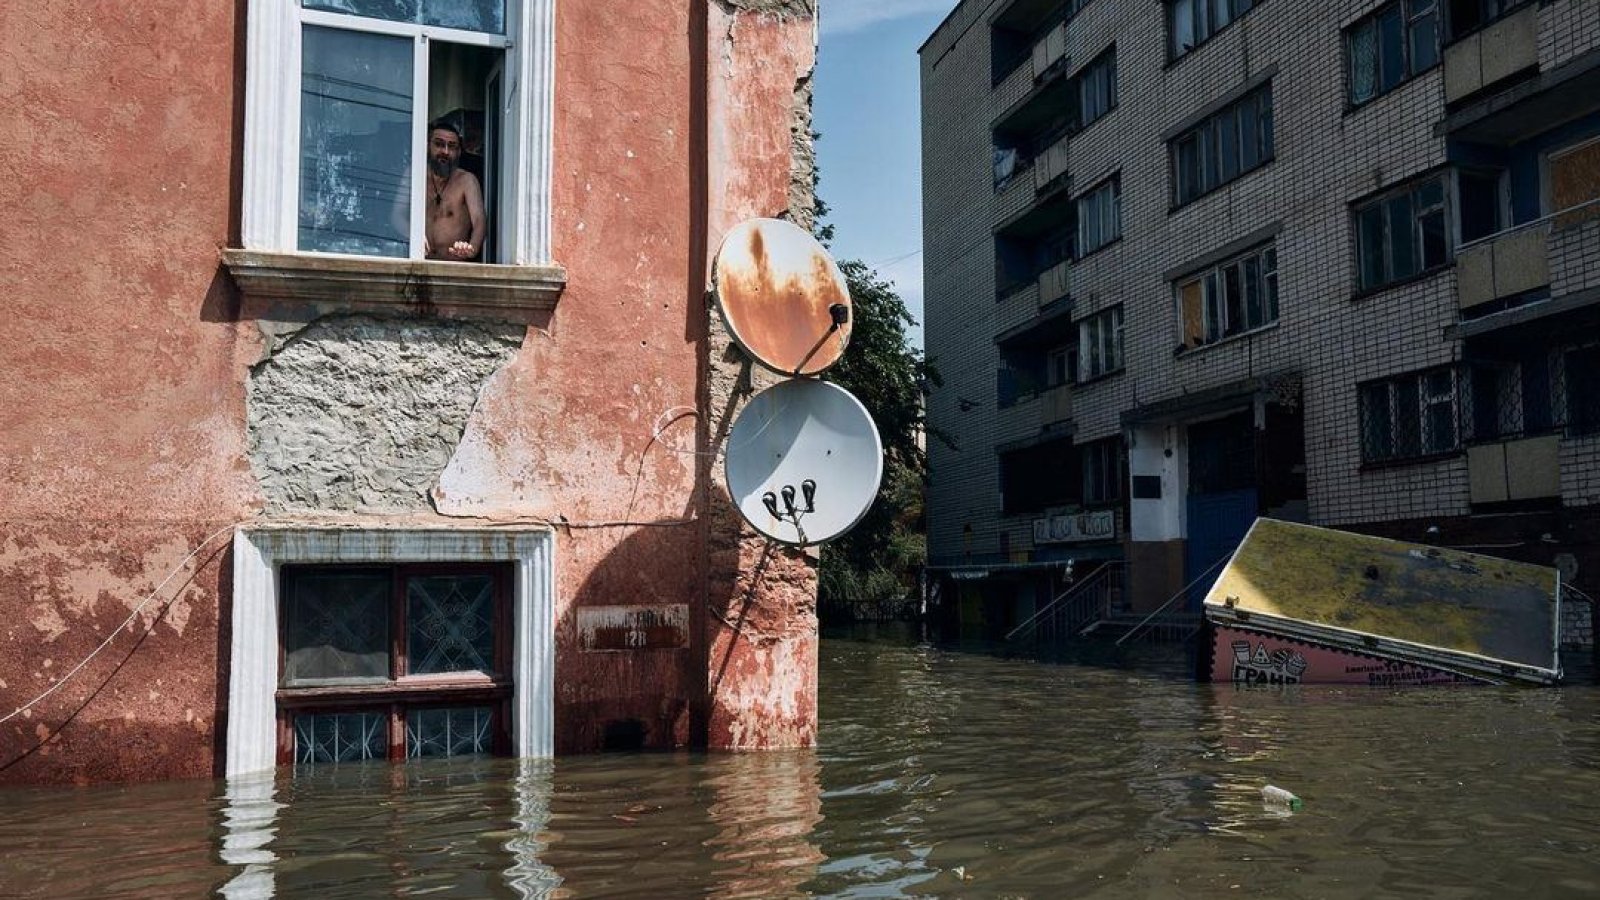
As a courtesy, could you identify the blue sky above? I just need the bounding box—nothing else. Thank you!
[814,0,959,349]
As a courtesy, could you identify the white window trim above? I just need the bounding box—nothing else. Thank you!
[241,0,557,266]
[226,526,556,778]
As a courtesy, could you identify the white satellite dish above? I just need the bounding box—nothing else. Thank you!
[724,379,884,546]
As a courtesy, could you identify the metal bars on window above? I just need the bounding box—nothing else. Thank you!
[1466,346,1600,443]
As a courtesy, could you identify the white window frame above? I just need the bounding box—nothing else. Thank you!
[226,526,556,778]
[1077,305,1125,382]
[1075,176,1122,258]
[242,0,557,265]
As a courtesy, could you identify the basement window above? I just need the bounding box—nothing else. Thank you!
[277,563,515,765]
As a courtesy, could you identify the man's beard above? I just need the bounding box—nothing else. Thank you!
[429,156,457,178]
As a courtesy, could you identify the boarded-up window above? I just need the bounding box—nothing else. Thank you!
[1551,138,1600,229]
[1180,279,1205,348]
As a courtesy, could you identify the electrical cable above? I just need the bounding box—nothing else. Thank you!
[1,521,240,726]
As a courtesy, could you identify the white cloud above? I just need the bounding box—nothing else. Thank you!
[819,0,957,36]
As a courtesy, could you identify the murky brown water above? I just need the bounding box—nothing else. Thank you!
[3,626,1599,898]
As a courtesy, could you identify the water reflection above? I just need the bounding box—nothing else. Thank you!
[4,630,1600,898]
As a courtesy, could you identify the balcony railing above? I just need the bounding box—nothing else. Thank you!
[1456,198,1600,312]
[1040,383,1072,426]
[1443,3,1538,104]
[1033,132,1070,194]
[1037,258,1070,307]
[1030,21,1067,84]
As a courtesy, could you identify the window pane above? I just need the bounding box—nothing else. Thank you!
[1264,249,1280,321]
[1180,279,1206,347]
[299,25,413,258]
[1378,7,1406,91]
[1258,88,1274,159]
[407,707,495,758]
[1218,107,1240,182]
[407,574,497,675]
[1350,23,1377,103]
[1358,204,1387,289]
[1101,314,1117,370]
[294,711,388,765]
[1223,263,1244,335]
[283,568,391,684]
[1176,135,1199,203]
[1387,192,1418,279]
[1243,256,1263,328]
[1421,209,1448,269]
[304,0,506,34]
[1240,95,1262,171]
[1212,0,1232,30]
[1205,271,1224,340]
[1396,378,1422,457]
[1410,9,1439,71]
[1173,0,1197,54]
[1361,384,1393,460]
[1205,120,1223,190]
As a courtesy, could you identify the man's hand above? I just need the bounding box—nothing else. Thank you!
[446,241,476,260]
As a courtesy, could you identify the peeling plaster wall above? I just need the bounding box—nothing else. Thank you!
[1,0,821,782]
[247,316,521,513]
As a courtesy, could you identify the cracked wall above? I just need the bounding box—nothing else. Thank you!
[247,316,522,514]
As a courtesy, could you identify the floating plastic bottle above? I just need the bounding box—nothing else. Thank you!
[1261,785,1303,811]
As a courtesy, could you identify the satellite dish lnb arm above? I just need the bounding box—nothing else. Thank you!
[790,304,851,376]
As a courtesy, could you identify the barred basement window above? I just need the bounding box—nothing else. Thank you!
[277,563,514,765]
[1346,0,1439,108]
[1354,174,1449,291]
[1359,368,1460,463]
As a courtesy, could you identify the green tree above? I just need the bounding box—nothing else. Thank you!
[820,260,940,607]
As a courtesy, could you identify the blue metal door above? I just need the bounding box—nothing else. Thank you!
[1185,489,1257,609]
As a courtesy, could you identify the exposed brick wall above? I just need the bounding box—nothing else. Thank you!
[1539,0,1600,71]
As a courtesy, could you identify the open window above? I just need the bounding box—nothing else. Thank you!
[240,1,557,270]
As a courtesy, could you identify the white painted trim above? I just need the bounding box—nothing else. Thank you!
[225,526,556,778]
[300,8,513,46]
[241,0,556,264]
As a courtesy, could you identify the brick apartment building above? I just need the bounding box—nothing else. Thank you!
[920,0,1600,635]
[1,0,823,785]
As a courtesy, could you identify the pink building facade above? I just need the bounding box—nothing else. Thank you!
[0,0,822,784]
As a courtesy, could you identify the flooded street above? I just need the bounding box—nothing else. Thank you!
[3,627,1599,898]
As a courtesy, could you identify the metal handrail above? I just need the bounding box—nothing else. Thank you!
[1457,197,1600,252]
[1113,554,1229,647]
[1005,561,1121,641]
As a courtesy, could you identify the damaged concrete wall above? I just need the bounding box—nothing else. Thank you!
[247,316,522,513]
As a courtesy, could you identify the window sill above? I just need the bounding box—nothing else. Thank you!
[1358,449,1463,472]
[1349,263,1451,302]
[278,675,511,707]
[1175,320,1280,358]
[223,249,567,319]
[1342,64,1439,118]
[1168,157,1276,213]
[1074,367,1124,388]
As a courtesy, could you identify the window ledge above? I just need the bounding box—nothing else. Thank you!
[1074,367,1124,388]
[223,249,567,318]
[1349,263,1451,302]
[1175,320,1281,358]
[1358,449,1464,472]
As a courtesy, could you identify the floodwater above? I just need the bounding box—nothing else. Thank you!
[3,626,1600,899]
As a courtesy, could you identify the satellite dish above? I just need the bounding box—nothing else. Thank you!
[725,379,883,546]
[712,218,852,376]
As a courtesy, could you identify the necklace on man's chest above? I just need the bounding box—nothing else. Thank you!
[430,173,448,205]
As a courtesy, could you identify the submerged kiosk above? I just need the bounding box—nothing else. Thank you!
[1201,519,1563,687]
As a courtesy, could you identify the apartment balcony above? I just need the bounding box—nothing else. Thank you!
[1468,435,1560,504]
[1443,3,1539,105]
[1030,21,1068,85]
[993,55,1035,111]
[1441,44,1600,146]
[993,166,1037,228]
[1456,220,1551,313]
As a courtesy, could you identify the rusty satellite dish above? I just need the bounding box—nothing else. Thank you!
[724,379,883,546]
[712,218,852,376]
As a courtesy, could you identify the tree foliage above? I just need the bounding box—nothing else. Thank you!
[820,260,940,604]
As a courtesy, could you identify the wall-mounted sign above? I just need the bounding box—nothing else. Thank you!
[949,569,990,581]
[578,605,689,652]
[1032,509,1117,544]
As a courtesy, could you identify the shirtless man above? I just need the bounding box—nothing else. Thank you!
[422,120,485,261]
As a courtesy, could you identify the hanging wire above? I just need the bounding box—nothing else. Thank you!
[1,521,240,726]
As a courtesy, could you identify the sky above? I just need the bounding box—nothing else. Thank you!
[813,0,961,349]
